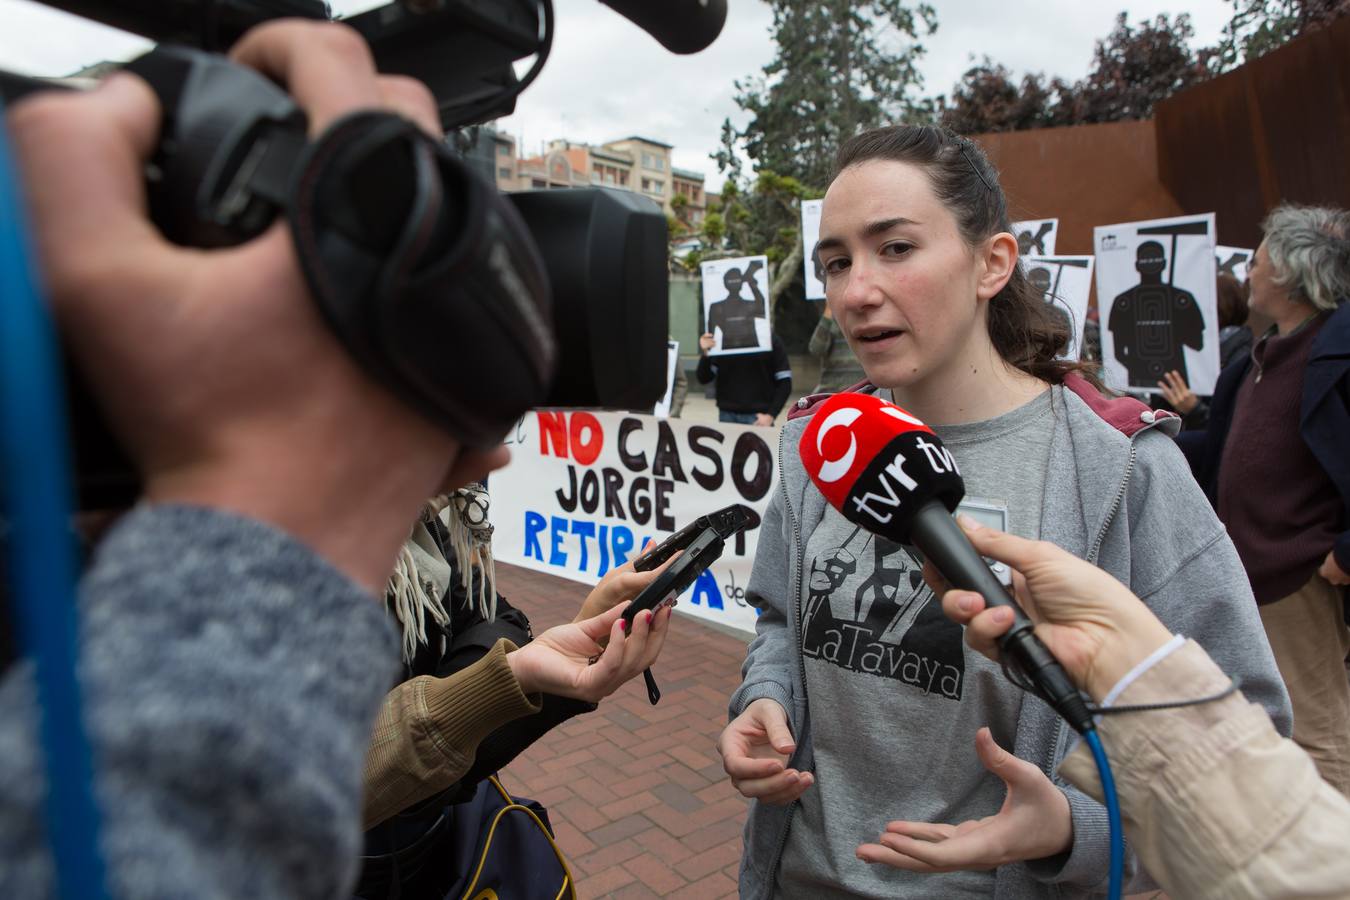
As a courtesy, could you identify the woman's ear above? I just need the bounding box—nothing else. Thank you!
[976,231,1019,302]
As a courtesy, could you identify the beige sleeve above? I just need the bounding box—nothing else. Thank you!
[362,638,541,828]
[1059,640,1350,900]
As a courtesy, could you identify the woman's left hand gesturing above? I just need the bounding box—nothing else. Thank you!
[856,727,1071,871]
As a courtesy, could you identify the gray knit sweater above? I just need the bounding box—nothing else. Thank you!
[0,504,399,898]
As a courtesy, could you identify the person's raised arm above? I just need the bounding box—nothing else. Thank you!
[696,332,717,383]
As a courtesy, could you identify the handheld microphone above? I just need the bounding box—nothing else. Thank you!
[799,393,1095,735]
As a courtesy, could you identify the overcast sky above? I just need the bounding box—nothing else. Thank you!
[0,0,1232,190]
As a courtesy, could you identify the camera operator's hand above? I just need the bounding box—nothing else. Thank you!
[925,516,1174,702]
[507,601,672,703]
[7,21,496,594]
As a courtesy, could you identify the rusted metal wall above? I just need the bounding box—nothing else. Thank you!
[971,19,1350,254]
[972,120,1182,255]
[1155,17,1350,248]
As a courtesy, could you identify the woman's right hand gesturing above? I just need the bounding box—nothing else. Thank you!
[718,698,814,804]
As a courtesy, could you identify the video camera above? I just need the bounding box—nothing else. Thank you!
[0,0,727,507]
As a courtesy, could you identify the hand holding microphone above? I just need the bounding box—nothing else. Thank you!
[929,517,1175,703]
[799,393,1095,734]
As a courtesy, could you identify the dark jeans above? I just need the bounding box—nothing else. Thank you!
[719,410,758,425]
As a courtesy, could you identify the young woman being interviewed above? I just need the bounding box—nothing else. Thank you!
[717,125,1292,899]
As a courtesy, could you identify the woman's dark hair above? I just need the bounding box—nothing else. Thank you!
[1215,273,1248,329]
[834,125,1099,387]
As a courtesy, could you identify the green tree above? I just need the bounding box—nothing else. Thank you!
[706,0,937,349]
[728,0,938,191]
[941,58,1076,135]
[1212,0,1350,69]
[1062,13,1216,123]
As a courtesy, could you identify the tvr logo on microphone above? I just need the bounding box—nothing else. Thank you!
[799,393,961,522]
[849,432,959,525]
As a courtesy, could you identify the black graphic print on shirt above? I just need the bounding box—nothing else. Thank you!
[801,526,966,699]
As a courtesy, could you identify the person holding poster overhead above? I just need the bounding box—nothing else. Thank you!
[1108,240,1206,386]
[1024,256,1095,361]
[696,330,793,425]
[1182,204,1350,797]
[1095,214,1220,395]
[717,124,1289,900]
[704,257,771,353]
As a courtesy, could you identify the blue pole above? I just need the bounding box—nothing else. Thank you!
[0,102,111,899]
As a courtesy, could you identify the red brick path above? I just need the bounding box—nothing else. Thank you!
[496,562,751,899]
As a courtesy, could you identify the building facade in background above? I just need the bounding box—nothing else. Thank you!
[495,132,707,221]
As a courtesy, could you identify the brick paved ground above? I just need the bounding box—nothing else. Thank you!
[495,562,751,899]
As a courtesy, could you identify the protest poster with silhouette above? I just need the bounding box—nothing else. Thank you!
[1094,213,1219,395]
[1012,219,1059,257]
[801,199,826,300]
[652,341,680,418]
[1215,245,1254,282]
[701,255,772,355]
[1024,255,1095,361]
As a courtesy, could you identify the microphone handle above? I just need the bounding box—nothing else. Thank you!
[910,501,1095,734]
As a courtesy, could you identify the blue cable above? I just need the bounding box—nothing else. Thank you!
[0,104,111,898]
[1083,728,1123,900]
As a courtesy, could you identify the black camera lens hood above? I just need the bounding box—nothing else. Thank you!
[288,111,557,447]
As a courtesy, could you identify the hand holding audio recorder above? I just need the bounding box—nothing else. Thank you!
[621,503,756,704]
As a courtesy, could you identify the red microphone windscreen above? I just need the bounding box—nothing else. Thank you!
[799,393,965,542]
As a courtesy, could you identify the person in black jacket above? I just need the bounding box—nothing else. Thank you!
[696,330,793,425]
[1176,204,1350,796]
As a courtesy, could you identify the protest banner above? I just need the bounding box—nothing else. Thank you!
[1215,245,1254,282]
[1023,255,1095,360]
[652,340,679,418]
[801,198,826,300]
[701,255,772,355]
[1012,218,1058,256]
[493,410,777,636]
[1094,212,1220,395]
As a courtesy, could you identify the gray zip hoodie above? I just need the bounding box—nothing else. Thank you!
[730,382,1292,899]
